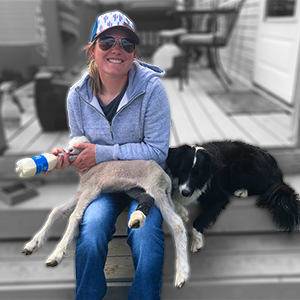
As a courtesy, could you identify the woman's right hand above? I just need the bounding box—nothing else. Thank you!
[44,148,70,175]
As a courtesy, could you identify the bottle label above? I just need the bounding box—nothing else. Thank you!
[32,155,49,174]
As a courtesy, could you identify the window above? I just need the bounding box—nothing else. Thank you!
[266,0,296,17]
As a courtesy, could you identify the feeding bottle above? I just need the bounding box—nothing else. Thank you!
[16,153,59,178]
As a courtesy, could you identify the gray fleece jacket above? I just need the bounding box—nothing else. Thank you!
[66,60,171,168]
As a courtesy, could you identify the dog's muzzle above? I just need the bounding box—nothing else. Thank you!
[179,184,193,197]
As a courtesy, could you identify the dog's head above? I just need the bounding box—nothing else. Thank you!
[67,136,90,162]
[167,144,224,197]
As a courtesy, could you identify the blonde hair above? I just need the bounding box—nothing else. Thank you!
[83,38,143,97]
[84,40,102,97]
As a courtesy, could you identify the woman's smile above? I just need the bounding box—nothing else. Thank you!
[107,58,123,64]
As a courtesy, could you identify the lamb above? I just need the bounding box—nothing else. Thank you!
[22,136,188,288]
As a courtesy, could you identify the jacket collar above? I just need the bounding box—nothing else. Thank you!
[73,60,165,106]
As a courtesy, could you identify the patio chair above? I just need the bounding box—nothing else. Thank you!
[178,0,246,91]
[159,7,213,52]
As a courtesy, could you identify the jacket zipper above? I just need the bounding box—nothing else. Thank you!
[75,89,144,140]
[109,122,114,139]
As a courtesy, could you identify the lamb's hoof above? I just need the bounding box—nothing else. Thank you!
[175,267,188,289]
[130,220,140,228]
[177,281,185,289]
[46,260,58,267]
[22,248,32,256]
[128,211,146,229]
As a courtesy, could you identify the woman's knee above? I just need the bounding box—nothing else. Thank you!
[78,195,121,244]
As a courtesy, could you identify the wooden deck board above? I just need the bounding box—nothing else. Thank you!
[5,119,42,155]
[177,81,224,142]
[232,115,287,147]
[2,64,295,155]
[251,114,294,145]
[188,78,257,143]
[25,131,64,154]
[164,79,201,144]
[2,232,300,299]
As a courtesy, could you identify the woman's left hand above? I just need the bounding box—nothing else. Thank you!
[71,143,96,173]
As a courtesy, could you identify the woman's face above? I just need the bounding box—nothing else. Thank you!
[89,28,137,80]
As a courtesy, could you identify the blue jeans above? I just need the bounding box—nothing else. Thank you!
[75,193,165,300]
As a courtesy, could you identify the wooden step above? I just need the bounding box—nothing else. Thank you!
[2,232,300,299]
[0,237,133,300]
[0,182,281,239]
[1,154,299,239]
[0,182,291,239]
[161,231,300,299]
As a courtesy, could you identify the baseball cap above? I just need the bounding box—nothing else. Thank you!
[89,11,140,45]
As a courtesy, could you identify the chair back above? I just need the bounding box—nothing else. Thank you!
[212,0,245,46]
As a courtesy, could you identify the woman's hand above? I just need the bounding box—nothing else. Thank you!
[45,148,70,175]
[71,143,96,173]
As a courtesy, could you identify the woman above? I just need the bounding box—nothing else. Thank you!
[48,11,171,300]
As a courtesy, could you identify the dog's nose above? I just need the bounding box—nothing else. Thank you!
[181,189,192,197]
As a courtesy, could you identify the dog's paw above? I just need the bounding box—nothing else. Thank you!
[178,207,189,223]
[191,228,204,253]
[234,188,248,198]
[128,211,146,229]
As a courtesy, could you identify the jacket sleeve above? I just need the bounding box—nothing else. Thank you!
[95,78,171,166]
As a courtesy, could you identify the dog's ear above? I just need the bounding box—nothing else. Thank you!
[167,145,190,171]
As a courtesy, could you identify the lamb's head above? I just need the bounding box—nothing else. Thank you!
[67,136,90,163]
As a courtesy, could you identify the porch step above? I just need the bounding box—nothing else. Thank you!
[1,154,299,239]
[0,182,292,239]
[0,237,133,300]
[1,232,300,300]
[0,185,281,239]
[161,232,300,299]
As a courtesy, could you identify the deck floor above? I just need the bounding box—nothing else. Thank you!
[2,64,295,156]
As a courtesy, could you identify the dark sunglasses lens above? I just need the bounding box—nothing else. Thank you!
[98,37,115,51]
[120,38,135,53]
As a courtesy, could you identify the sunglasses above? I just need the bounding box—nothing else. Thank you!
[97,36,136,53]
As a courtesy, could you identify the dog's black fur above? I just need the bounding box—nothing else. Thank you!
[167,141,300,234]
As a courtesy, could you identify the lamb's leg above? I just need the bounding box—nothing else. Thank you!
[46,190,96,267]
[128,192,154,228]
[154,189,189,289]
[22,191,81,255]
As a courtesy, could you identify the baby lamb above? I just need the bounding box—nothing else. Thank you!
[22,136,188,288]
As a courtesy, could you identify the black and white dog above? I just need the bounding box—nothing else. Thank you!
[167,141,300,252]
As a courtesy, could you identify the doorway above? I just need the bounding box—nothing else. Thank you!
[254,0,300,105]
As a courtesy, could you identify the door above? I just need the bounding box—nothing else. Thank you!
[254,0,300,105]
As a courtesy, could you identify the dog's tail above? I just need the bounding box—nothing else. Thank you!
[256,181,300,232]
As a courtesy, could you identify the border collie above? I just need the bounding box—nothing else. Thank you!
[167,141,300,252]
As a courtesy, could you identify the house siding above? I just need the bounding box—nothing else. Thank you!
[0,0,39,45]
